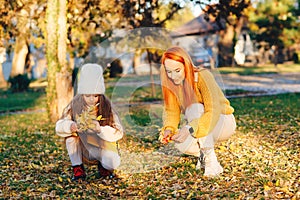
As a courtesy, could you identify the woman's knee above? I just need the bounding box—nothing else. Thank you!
[185,103,204,123]
[175,135,201,157]
[213,114,236,142]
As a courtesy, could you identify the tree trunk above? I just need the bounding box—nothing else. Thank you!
[11,8,30,77]
[46,0,71,122]
[0,47,7,87]
[56,0,73,118]
[11,35,28,77]
[218,16,245,67]
[46,0,59,122]
[0,63,7,88]
[132,49,142,75]
[218,25,235,67]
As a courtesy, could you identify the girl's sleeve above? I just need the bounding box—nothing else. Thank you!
[55,117,74,138]
[97,111,124,142]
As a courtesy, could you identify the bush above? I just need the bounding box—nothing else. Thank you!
[8,74,31,92]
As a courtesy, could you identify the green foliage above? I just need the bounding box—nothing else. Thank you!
[159,3,195,29]
[119,0,186,28]
[249,0,299,47]
[8,74,31,92]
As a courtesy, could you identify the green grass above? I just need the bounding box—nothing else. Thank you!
[1,65,299,198]
[106,84,162,102]
[0,89,46,113]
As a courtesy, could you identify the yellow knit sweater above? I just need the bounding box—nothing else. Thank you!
[162,69,234,138]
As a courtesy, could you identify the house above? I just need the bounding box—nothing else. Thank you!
[170,14,225,68]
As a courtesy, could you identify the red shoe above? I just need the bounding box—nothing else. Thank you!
[98,162,115,178]
[72,164,86,181]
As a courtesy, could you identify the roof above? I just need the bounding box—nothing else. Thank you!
[171,14,225,37]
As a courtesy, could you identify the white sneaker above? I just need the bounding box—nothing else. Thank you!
[203,149,223,177]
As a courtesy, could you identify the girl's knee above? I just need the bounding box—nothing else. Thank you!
[66,136,80,146]
[101,150,121,170]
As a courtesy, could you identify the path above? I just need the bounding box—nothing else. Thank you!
[108,72,300,98]
[220,72,300,96]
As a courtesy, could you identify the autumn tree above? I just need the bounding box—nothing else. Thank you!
[66,0,124,62]
[0,1,46,78]
[0,0,11,88]
[117,0,253,67]
[115,0,195,96]
[46,0,126,121]
[199,0,251,66]
[249,0,300,51]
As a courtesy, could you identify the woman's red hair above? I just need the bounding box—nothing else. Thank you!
[160,46,197,109]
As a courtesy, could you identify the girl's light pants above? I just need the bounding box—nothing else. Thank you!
[65,136,120,170]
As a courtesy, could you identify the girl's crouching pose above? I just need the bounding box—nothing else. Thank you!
[55,63,123,181]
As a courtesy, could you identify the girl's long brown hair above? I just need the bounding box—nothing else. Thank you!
[160,46,198,109]
[61,94,115,128]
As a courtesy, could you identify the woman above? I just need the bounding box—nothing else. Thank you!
[56,63,123,181]
[159,46,236,177]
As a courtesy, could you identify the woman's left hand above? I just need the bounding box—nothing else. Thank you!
[171,126,190,143]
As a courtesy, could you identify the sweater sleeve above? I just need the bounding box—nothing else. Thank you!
[55,104,74,137]
[162,88,181,132]
[55,118,74,138]
[189,70,222,138]
[97,111,124,142]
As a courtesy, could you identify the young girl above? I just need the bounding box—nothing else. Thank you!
[159,46,236,177]
[55,63,123,181]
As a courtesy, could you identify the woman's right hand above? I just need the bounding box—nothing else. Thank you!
[160,129,173,144]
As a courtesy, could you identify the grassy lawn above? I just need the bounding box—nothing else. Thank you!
[0,80,299,199]
[0,89,46,113]
[0,89,300,199]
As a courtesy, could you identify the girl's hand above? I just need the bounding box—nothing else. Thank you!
[92,120,101,132]
[171,126,190,143]
[70,122,78,133]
